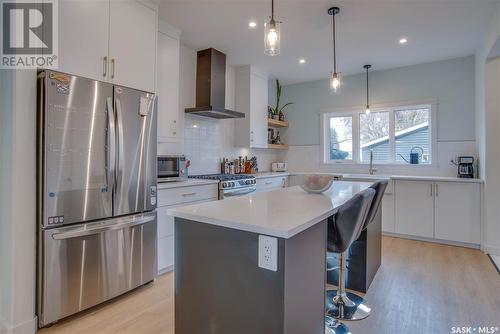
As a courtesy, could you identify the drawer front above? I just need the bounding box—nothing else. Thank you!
[157,206,174,238]
[256,176,287,192]
[157,198,217,239]
[158,184,218,207]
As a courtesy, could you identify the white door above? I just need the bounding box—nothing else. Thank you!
[434,182,481,244]
[58,0,110,80]
[157,32,180,142]
[109,0,157,92]
[250,73,268,148]
[395,180,434,238]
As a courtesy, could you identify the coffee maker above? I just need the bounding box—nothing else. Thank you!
[457,156,474,178]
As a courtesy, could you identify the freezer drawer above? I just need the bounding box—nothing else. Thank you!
[38,212,157,327]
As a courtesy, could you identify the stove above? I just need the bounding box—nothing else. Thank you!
[190,174,257,199]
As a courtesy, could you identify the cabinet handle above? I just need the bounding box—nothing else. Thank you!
[111,58,116,79]
[430,183,433,197]
[182,192,196,197]
[265,181,272,185]
[435,184,438,197]
[102,56,108,77]
[250,131,254,142]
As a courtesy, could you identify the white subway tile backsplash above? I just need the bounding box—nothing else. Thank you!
[158,115,285,175]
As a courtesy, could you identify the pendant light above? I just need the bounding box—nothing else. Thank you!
[364,64,372,114]
[328,7,341,92]
[265,0,281,56]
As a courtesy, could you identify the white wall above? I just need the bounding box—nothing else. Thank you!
[158,45,284,174]
[0,70,37,334]
[475,2,500,255]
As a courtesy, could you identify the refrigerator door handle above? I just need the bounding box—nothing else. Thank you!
[106,97,116,193]
[115,97,125,204]
[51,215,155,240]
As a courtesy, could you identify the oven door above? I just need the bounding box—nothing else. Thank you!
[221,186,257,199]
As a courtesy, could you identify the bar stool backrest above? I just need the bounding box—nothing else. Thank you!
[327,188,376,254]
[362,180,389,231]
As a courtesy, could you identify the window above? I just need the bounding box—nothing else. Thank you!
[328,116,353,160]
[322,102,434,165]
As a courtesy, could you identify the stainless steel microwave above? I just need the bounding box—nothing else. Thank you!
[157,155,188,182]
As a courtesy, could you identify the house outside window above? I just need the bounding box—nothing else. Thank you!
[321,101,436,165]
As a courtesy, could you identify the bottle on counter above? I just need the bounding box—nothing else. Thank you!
[229,162,235,174]
[234,159,240,174]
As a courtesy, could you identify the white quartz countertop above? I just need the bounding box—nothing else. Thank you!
[168,181,372,239]
[288,172,482,183]
[157,179,219,190]
[389,175,483,183]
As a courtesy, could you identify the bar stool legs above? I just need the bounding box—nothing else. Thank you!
[326,251,372,321]
[325,316,351,334]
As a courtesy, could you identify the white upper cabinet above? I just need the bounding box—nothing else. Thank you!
[58,0,110,81]
[235,65,268,148]
[156,26,180,142]
[434,182,481,244]
[58,0,157,92]
[395,180,435,238]
[109,0,157,92]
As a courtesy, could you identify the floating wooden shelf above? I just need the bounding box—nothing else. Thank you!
[267,118,289,128]
[267,143,289,150]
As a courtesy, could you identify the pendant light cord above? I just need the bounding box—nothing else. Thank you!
[366,67,369,107]
[271,0,274,21]
[332,12,337,74]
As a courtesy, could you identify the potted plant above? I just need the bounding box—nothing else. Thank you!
[270,79,293,120]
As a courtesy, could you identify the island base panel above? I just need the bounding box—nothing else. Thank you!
[174,218,327,334]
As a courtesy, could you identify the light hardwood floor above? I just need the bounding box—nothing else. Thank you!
[39,237,500,334]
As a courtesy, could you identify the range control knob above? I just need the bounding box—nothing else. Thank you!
[246,180,251,185]
[222,182,227,188]
[231,182,235,187]
[252,179,256,184]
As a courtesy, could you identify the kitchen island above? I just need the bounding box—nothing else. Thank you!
[168,181,377,334]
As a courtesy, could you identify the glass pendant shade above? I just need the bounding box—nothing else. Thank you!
[365,105,371,114]
[265,19,280,56]
[330,72,341,92]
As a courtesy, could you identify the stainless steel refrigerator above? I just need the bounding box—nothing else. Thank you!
[36,70,158,327]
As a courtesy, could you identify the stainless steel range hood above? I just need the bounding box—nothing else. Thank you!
[185,48,245,119]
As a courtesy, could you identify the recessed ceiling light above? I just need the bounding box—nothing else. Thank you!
[399,38,408,44]
[299,58,306,64]
[248,21,257,28]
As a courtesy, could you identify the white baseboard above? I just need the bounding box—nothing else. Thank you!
[157,265,174,276]
[0,316,36,334]
[483,244,500,256]
[383,232,480,249]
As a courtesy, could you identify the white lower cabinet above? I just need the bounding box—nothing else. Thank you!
[381,194,395,233]
[434,182,481,244]
[156,184,218,274]
[393,180,481,246]
[395,180,435,238]
[256,176,288,193]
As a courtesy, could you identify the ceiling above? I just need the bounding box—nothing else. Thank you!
[159,0,499,85]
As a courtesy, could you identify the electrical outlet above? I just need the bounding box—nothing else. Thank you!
[258,235,278,271]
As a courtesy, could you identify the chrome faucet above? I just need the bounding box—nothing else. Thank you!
[369,149,377,175]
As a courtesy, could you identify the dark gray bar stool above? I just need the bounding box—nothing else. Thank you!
[324,187,376,333]
[326,180,388,322]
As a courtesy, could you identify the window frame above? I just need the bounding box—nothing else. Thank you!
[320,99,437,166]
